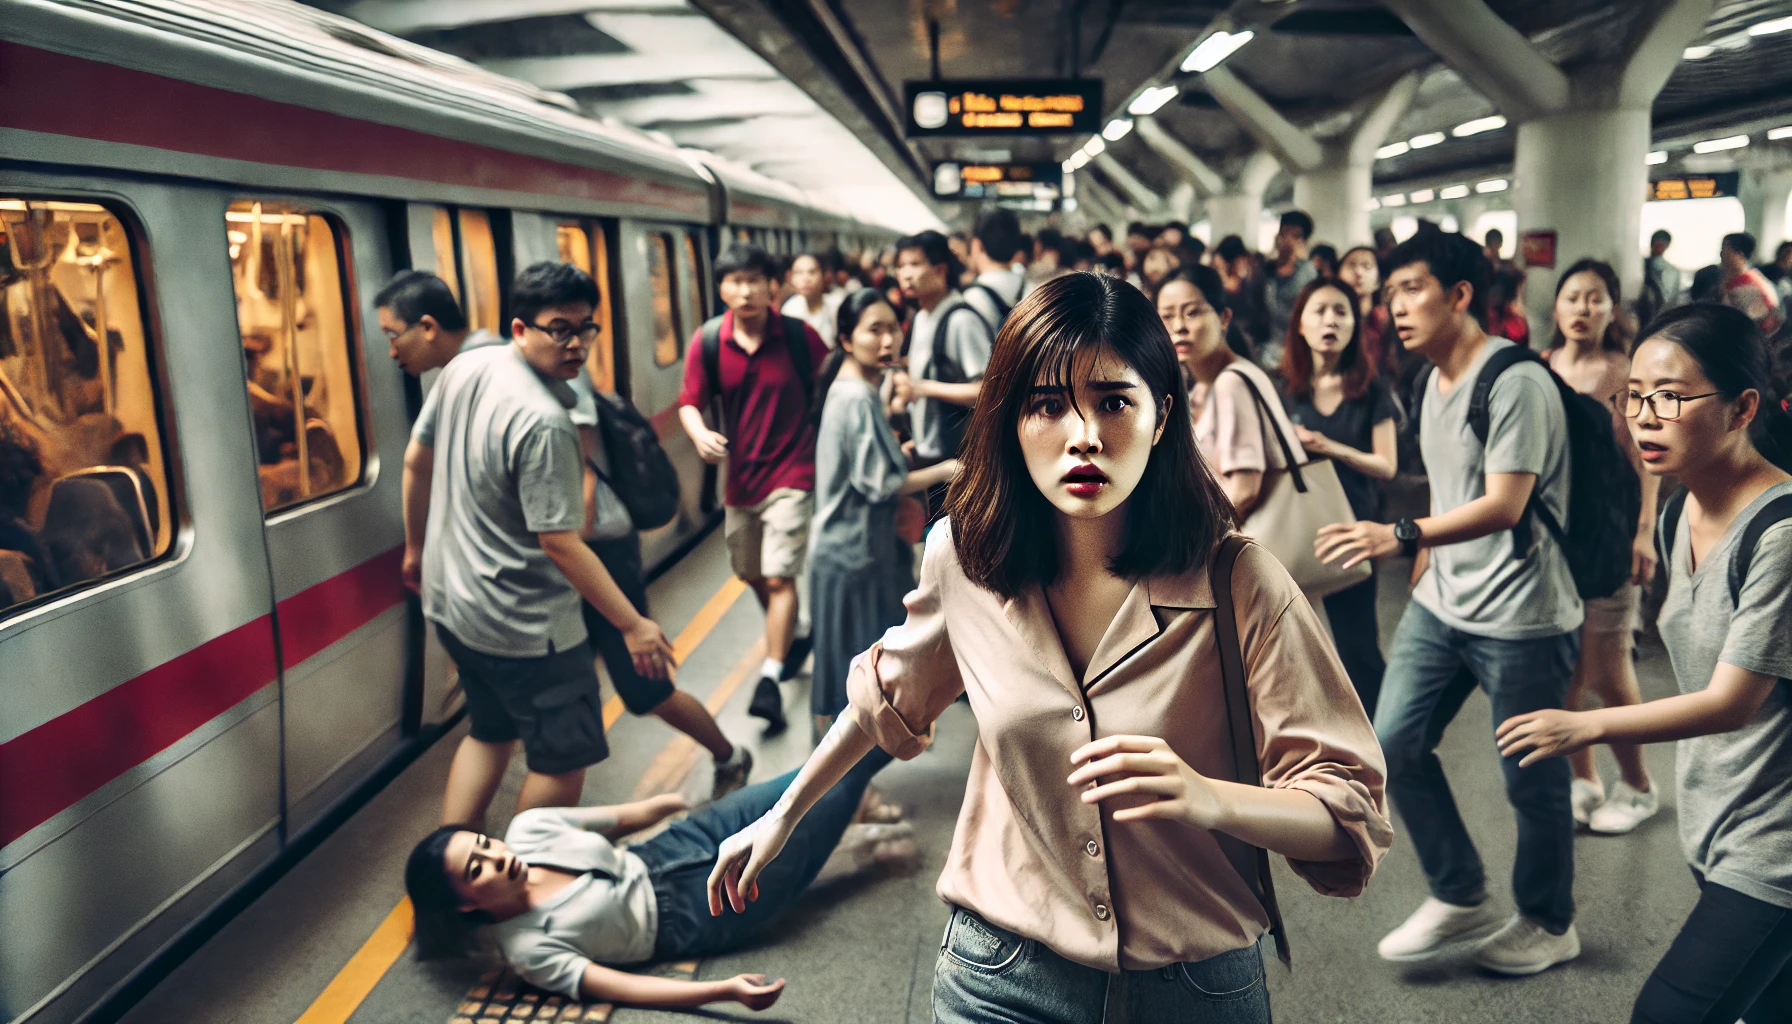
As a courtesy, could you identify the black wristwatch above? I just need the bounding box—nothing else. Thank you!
[1394,518,1422,558]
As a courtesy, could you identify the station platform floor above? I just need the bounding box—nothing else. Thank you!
[116,526,1698,1024]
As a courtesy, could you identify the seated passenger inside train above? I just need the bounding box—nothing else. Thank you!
[405,750,912,1012]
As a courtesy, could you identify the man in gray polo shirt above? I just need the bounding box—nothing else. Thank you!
[406,262,675,827]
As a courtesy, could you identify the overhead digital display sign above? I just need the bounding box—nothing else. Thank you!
[1649,172,1740,201]
[933,161,1065,199]
[905,79,1102,137]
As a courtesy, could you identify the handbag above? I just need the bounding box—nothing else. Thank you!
[1227,368,1372,600]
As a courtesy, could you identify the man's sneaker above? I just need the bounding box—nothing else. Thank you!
[711,745,754,801]
[780,634,812,681]
[1588,781,1659,835]
[747,675,787,735]
[1377,897,1504,962]
[1571,777,1606,826]
[1473,916,1580,975]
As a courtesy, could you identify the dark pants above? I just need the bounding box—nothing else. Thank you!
[1632,874,1792,1023]
[933,906,1271,1024]
[579,535,674,716]
[1323,570,1385,719]
[1375,602,1579,932]
[633,747,893,959]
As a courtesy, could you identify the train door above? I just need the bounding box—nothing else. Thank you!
[223,197,411,834]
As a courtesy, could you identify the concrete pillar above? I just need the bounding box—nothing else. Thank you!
[1294,163,1375,249]
[1205,151,1281,244]
[1740,166,1792,255]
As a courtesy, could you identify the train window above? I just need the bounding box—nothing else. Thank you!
[457,209,502,335]
[679,233,704,332]
[226,201,364,514]
[558,220,616,393]
[430,207,461,301]
[645,232,681,368]
[0,198,173,616]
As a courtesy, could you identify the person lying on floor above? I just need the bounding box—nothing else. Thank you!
[404,748,908,1012]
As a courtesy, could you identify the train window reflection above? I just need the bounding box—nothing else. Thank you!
[646,232,681,368]
[226,201,363,514]
[430,207,461,301]
[0,198,172,616]
[457,209,501,335]
[559,220,616,393]
[679,233,704,338]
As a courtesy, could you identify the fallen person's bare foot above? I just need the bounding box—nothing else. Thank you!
[854,785,905,824]
[815,822,918,884]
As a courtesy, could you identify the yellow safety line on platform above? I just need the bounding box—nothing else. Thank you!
[633,639,766,799]
[293,574,749,1024]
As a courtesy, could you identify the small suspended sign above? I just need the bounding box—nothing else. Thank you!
[905,79,1103,137]
[933,161,1064,199]
[1649,172,1740,201]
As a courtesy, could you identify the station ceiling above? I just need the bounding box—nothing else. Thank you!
[312,0,1792,227]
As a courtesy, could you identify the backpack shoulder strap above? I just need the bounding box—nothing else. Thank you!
[965,282,1011,324]
[700,314,728,429]
[1211,534,1291,966]
[934,302,991,380]
[1466,344,1537,444]
[1730,493,1792,605]
[1657,486,1688,575]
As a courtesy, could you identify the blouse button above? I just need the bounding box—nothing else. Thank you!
[1094,903,1110,921]
[1085,840,1100,857]
[1071,706,1085,722]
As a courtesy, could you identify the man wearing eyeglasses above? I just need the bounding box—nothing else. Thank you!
[408,261,678,827]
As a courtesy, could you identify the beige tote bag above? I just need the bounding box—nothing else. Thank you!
[1228,369,1372,599]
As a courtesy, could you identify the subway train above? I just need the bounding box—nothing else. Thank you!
[0,3,893,1022]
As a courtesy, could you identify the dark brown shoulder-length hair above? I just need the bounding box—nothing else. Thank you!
[1279,278,1372,402]
[946,272,1235,598]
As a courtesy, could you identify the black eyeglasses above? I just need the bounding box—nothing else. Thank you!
[1613,388,1721,421]
[529,320,601,347]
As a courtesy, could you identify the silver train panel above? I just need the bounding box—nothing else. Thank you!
[281,607,407,832]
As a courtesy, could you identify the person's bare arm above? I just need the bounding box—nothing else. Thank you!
[1296,421,1397,482]
[1632,456,1664,583]
[1316,472,1535,569]
[578,964,784,1011]
[911,378,982,408]
[548,794,690,840]
[1222,470,1264,520]
[901,459,958,495]
[1498,663,1780,766]
[401,439,433,593]
[678,405,728,464]
[539,530,675,679]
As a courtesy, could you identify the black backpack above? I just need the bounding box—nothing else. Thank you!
[700,312,815,436]
[1422,346,1641,599]
[590,390,679,531]
[1656,488,1792,604]
[963,282,1013,334]
[925,303,994,459]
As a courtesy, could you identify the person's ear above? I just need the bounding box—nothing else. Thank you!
[511,317,529,341]
[1218,307,1233,332]
[1734,389,1761,431]
[1449,281,1475,316]
[418,314,440,339]
[1153,394,1172,446]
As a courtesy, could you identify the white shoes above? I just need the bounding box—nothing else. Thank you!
[1473,915,1581,975]
[1570,777,1606,826]
[1588,781,1659,834]
[1378,897,1505,961]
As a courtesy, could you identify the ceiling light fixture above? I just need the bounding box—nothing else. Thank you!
[1103,118,1134,141]
[1767,126,1792,141]
[1409,188,1436,203]
[1381,193,1408,207]
[1693,134,1749,153]
[1062,159,1078,174]
[1365,198,1381,211]
[1475,178,1508,193]
[1182,29,1255,73]
[1747,15,1792,35]
[1409,132,1446,149]
[1128,86,1179,116]
[1452,115,1507,137]
[1083,136,1107,157]
[1683,44,1716,59]
[1376,141,1410,160]
[1067,149,1092,170]
[1439,184,1471,200]
[1646,150,1669,164]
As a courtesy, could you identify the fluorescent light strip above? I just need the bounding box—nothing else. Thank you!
[1452,115,1507,137]
[1083,136,1107,157]
[1364,198,1381,211]
[1439,184,1471,200]
[1646,150,1668,165]
[1684,44,1715,59]
[1693,134,1749,153]
[1409,188,1436,203]
[1380,194,1407,207]
[1128,85,1179,116]
[1476,178,1508,193]
[1769,126,1792,141]
[1376,141,1410,160]
[1409,132,1446,149]
[1748,14,1792,36]
[1103,118,1134,141]
[1182,30,1255,73]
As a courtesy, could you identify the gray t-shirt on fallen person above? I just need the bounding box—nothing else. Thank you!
[1657,480,1792,910]
[411,329,504,447]
[493,808,659,998]
[415,344,586,657]
[1411,338,1583,640]
[811,377,909,572]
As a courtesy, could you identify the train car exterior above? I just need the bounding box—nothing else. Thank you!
[0,3,893,1022]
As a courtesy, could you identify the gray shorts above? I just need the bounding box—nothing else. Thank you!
[437,626,609,776]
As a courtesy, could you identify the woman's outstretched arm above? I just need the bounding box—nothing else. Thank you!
[706,713,879,914]
[578,963,784,1011]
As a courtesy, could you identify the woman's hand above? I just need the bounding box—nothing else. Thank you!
[1068,736,1226,829]
[1294,425,1340,459]
[706,811,797,916]
[1495,709,1602,767]
[1631,532,1658,586]
[727,974,787,1010]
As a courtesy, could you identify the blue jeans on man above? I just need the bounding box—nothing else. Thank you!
[1375,602,1579,932]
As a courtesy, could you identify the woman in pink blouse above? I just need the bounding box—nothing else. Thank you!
[706,273,1392,1022]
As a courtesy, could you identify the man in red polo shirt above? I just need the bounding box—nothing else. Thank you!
[679,244,829,735]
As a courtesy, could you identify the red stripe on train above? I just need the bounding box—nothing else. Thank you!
[0,549,406,849]
[0,42,709,218]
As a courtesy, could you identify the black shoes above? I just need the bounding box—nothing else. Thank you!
[748,675,787,735]
[781,634,812,681]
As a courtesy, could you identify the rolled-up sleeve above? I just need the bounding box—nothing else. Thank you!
[1235,547,1392,896]
[846,523,965,759]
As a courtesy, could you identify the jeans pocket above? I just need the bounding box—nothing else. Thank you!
[939,907,1025,974]
[1176,943,1265,1001]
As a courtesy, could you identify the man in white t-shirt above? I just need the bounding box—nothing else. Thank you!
[962,209,1029,336]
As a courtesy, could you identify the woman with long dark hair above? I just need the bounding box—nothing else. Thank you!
[1539,259,1661,833]
[1500,303,1792,1023]
[1280,278,1397,716]
[1337,245,1398,381]
[705,273,1391,1022]
[809,289,958,736]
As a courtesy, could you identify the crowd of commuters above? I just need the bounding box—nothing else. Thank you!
[369,195,1792,1021]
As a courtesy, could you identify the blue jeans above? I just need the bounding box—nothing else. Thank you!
[933,906,1271,1024]
[632,747,892,959]
[1375,602,1579,931]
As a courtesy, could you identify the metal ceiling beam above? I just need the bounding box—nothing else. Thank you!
[342,0,689,35]
[484,52,778,89]
[1135,117,1227,196]
[1095,153,1165,212]
[1202,65,1324,172]
[1378,0,1569,123]
[1618,0,1717,109]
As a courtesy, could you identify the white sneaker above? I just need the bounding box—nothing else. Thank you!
[1570,777,1606,826]
[1378,897,1505,961]
[1473,915,1580,975]
[1588,781,1659,834]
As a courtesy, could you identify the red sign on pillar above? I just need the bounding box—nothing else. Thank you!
[1520,230,1557,270]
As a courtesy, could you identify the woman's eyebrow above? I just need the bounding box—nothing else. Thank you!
[1087,380,1137,392]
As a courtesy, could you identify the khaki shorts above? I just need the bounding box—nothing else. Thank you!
[1582,583,1640,639]
[725,488,812,582]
